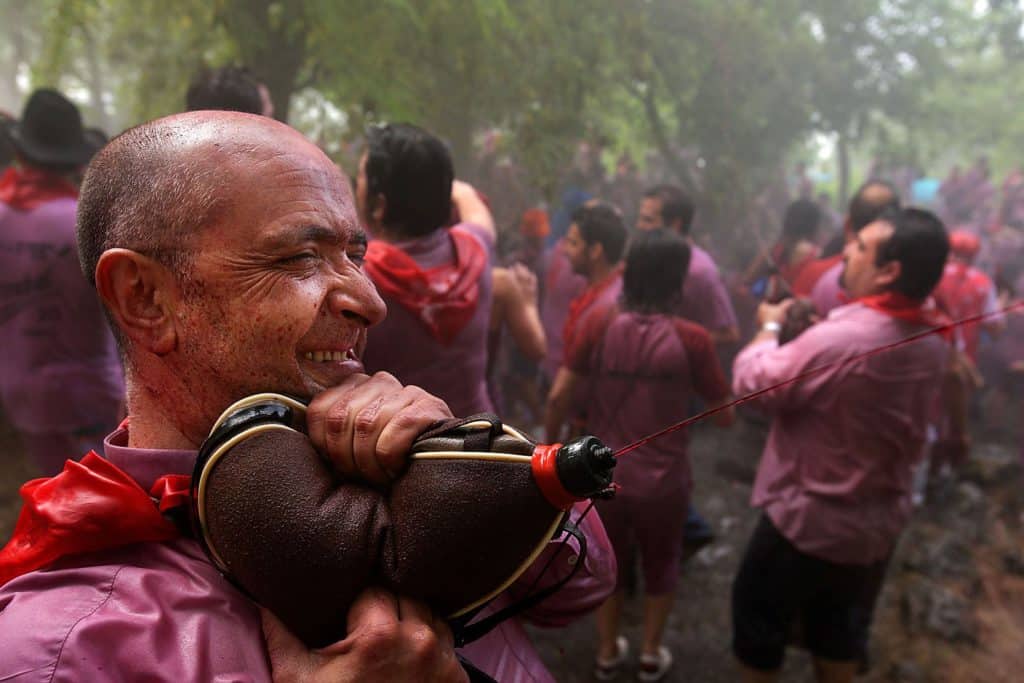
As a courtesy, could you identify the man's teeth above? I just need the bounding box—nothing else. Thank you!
[303,351,350,362]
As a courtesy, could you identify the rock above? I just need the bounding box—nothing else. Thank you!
[888,660,925,682]
[902,536,974,580]
[901,581,979,644]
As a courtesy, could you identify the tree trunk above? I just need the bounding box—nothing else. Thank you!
[837,129,850,204]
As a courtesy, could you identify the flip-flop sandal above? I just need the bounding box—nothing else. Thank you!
[637,646,672,682]
[594,636,629,681]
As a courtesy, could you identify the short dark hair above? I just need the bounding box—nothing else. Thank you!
[571,201,627,264]
[644,184,695,234]
[364,123,454,238]
[848,180,900,233]
[623,229,690,314]
[781,199,821,243]
[185,66,264,115]
[874,207,949,300]
[77,121,229,287]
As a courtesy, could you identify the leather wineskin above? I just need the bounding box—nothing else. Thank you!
[201,428,563,647]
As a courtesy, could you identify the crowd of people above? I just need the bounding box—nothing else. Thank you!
[0,66,1020,683]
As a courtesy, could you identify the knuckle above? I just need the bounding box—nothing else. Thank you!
[325,404,351,436]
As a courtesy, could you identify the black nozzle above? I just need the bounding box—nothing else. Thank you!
[555,436,616,499]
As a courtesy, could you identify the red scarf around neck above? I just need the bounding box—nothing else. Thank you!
[563,267,623,349]
[0,452,190,586]
[364,226,487,345]
[856,291,953,340]
[0,166,78,211]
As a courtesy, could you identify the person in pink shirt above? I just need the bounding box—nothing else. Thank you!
[358,123,497,417]
[562,229,734,681]
[0,89,123,476]
[636,184,739,344]
[544,202,626,443]
[731,208,951,683]
[0,112,614,683]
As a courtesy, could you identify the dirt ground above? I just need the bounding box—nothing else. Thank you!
[0,409,1020,682]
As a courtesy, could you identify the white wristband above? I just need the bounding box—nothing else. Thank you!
[761,321,781,334]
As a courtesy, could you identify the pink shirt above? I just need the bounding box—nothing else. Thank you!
[810,260,845,316]
[733,303,947,564]
[569,310,728,499]
[363,223,495,416]
[678,245,738,333]
[540,243,586,379]
[0,428,615,682]
[0,197,124,434]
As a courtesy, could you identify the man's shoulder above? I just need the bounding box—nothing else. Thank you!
[0,540,266,681]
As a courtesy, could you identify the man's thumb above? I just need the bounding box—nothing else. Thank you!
[260,608,315,680]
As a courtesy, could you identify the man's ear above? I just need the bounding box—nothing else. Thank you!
[369,193,387,227]
[588,241,605,266]
[94,249,179,355]
[876,259,901,290]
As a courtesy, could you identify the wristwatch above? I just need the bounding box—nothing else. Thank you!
[761,321,781,334]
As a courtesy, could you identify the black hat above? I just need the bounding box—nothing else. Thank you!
[4,89,95,168]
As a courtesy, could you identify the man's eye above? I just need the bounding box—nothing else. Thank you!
[281,252,319,265]
[348,249,367,267]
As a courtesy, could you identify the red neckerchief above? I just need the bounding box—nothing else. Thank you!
[365,226,487,345]
[563,266,623,350]
[0,452,190,586]
[856,291,953,341]
[0,166,78,211]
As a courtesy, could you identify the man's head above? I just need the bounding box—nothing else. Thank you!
[840,207,948,301]
[948,230,981,266]
[562,201,627,279]
[846,180,900,236]
[78,111,385,445]
[623,228,691,314]
[185,66,274,117]
[636,184,695,235]
[781,199,822,245]
[356,123,454,240]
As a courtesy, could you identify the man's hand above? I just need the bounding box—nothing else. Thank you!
[756,298,794,327]
[306,372,453,485]
[262,588,468,683]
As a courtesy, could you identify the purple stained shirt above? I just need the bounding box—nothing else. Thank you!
[363,222,495,416]
[568,311,728,500]
[0,427,615,682]
[732,303,948,564]
[810,260,845,316]
[678,245,738,334]
[0,198,124,434]
[539,242,586,379]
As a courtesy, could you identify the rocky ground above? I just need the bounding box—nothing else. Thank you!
[0,411,1021,682]
[529,417,1024,683]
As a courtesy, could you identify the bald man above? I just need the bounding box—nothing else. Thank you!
[0,112,467,681]
[792,181,901,315]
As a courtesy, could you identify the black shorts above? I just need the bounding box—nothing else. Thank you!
[731,514,889,671]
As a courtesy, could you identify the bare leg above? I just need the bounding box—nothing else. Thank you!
[596,590,626,660]
[640,592,675,656]
[812,656,857,683]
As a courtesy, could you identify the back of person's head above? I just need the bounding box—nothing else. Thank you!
[644,184,695,234]
[875,207,949,300]
[848,180,900,234]
[623,228,690,314]
[571,201,627,264]
[0,111,14,169]
[781,199,821,244]
[186,66,265,115]
[364,123,454,239]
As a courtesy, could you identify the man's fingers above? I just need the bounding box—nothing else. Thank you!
[374,393,452,478]
[306,374,372,454]
[344,586,401,637]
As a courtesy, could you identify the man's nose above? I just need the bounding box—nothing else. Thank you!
[326,273,387,327]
